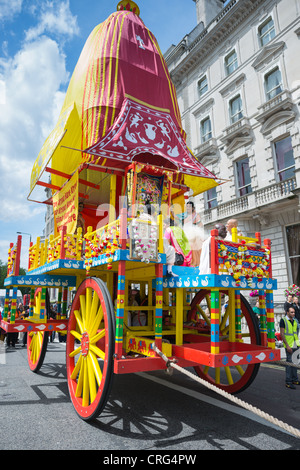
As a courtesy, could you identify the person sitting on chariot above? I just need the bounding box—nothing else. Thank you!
[225,218,244,241]
[199,223,227,275]
[76,200,86,234]
[183,201,204,267]
[163,214,192,277]
[138,203,157,224]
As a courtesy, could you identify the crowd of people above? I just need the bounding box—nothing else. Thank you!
[0,298,68,349]
[0,301,29,349]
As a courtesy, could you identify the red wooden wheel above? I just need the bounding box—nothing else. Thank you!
[188,289,261,394]
[66,277,115,421]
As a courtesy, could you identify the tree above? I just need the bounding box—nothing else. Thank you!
[0,259,29,295]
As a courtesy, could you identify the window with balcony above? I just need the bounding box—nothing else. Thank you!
[197,76,208,98]
[225,50,238,76]
[286,224,300,287]
[229,95,243,124]
[274,136,295,181]
[200,117,212,143]
[264,67,282,101]
[258,17,275,46]
[236,157,252,196]
[206,186,218,209]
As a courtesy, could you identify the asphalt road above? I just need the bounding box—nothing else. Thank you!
[1,339,300,453]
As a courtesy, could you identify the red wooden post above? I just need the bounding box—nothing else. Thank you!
[255,232,261,246]
[119,207,127,250]
[264,238,272,278]
[60,226,67,259]
[210,229,219,274]
[14,235,22,275]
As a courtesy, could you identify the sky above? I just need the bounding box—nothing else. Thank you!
[0,0,201,269]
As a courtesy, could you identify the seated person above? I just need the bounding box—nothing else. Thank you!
[183,203,204,267]
[199,223,227,275]
[164,216,192,276]
[225,218,244,241]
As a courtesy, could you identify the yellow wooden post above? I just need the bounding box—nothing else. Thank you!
[34,237,40,269]
[109,174,117,223]
[158,213,164,255]
[76,227,82,259]
[232,227,238,243]
[43,239,48,265]
[40,242,45,268]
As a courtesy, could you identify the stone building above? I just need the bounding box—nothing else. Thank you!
[165,0,300,303]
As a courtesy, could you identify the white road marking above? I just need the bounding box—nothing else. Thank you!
[137,372,290,436]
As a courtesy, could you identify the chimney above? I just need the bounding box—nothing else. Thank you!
[193,0,224,27]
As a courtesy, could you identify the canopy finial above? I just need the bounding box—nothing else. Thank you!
[117,1,140,16]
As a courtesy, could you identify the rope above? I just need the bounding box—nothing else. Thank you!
[153,345,300,439]
[273,360,300,369]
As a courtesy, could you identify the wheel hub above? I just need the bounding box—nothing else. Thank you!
[81,331,90,357]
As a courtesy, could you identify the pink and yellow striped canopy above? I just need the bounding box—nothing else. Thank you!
[31,4,218,199]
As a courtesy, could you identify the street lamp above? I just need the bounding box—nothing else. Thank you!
[16,232,32,244]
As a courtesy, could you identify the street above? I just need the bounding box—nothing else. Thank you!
[0,339,300,452]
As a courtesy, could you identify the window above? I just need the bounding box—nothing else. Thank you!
[274,136,295,181]
[200,117,212,143]
[198,76,208,98]
[236,157,252,196]
[264,67,282,100]
[229,95,243,123]
[258,17,275,46]
[286,224,300,287]
[225,50,238,76]
[206,187,218,209]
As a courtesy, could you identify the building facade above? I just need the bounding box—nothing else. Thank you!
[165,0,300,304]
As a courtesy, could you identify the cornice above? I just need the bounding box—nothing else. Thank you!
[169,0,265,85]
[251,41,286,70]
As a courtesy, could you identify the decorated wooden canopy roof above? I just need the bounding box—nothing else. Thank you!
[29,1,218,202]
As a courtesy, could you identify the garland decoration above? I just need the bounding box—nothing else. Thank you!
[284,284,300,299]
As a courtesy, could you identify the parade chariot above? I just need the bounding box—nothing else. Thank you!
[1,1,280,421]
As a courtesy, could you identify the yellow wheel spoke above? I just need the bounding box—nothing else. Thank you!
[224,366,234,385]
[74,310,84,334]
[89,343,105,360]
[82,359,89,407]
[79,294,86,329]
[90,329,105,344]
[88,291,99,331]
[215,367,220,384]
[85,287,92,330]
[205,294,211,311]
[196,305,211,327]
[220,308,229,331]
[71,355,83,380]
[75,357,85,397]
[235,365,245,377]
[69,346,81,358]
[86,355,97,403]
[90,306,104,338]
[30,339,36,362]
[70,330,82,341]
[89,351,103,386]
